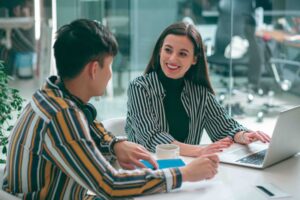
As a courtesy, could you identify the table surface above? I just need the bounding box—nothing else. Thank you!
[1,153,299,200]
[136,153,300,200]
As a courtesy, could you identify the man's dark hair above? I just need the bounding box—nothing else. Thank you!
[53,19,118,79]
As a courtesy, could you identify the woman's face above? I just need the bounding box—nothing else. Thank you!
[159,34,196,79]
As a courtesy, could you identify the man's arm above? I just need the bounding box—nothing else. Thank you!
[43,108,182,198]
[89,122,117,161]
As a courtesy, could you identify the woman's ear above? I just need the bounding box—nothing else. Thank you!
[192,56,197,65]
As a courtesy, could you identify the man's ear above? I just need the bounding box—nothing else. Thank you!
[88,60,98,80]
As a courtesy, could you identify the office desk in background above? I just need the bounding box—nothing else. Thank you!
[0,17,34,49]
[256,29,300,48]
[136,153,300,200]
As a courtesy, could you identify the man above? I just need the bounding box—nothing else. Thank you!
[2,19,219,199]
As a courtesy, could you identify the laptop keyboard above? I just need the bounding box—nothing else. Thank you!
[236,149,267,165]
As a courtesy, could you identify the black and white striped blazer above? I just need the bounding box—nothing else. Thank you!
[125,72,247,152]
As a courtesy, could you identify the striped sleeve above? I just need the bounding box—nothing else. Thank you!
[204,92,248,142]
[89,122,117,161]
[126,82,175,152]
[43,107,182,198]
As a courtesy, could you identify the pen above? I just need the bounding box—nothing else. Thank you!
[256,185,274,196]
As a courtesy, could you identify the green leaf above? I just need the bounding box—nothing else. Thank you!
[2,145,7,154]
[0,61,23,151]
[7,125,13,131]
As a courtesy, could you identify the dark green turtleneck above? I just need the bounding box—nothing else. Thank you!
[157,70,189,142]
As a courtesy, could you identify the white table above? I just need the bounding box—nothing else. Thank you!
[136,153,300,200]
[2,154,299,200]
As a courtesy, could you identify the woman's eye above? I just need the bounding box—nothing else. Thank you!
[164,48,172,53]
[179,52,187,57]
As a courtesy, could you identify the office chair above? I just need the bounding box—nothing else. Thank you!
[207,0,266,117]
[264,39,300,94]
[207,0,263,90]
[247,36,300,122]
[101,117,127,137]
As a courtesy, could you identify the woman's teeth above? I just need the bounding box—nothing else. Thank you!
[167,64,179,69]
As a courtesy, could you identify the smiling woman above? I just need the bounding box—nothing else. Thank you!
[125,22,271,158]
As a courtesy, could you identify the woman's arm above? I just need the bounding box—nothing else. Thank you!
[204,92,248,141]
[204,92,270,145]
[172,137,233,157]
[234,130,271,144]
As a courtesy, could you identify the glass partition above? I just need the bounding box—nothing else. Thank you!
[225,0,300,121]
[3,0,300,125]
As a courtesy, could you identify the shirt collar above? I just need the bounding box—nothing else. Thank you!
[44,75,85,106]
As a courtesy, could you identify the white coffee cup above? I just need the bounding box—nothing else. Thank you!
[156,144,180,159]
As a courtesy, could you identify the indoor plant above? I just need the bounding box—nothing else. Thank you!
[0,62,23,163]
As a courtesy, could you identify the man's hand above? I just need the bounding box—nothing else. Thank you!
[113,141,158,170]
[180,154,219,182]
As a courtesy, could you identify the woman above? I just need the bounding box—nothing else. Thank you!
[125,22,270,157]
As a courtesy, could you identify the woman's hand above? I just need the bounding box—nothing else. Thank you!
[197,137,233,156]
[234,130,271,144]
[173,137,233,157]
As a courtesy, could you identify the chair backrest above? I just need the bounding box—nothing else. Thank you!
[101,117,126,137]
[214,0,255,55]
[0,165,21,200]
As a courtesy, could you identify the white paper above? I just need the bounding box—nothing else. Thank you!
[255,182,291,199]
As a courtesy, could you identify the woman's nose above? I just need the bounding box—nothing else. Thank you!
[168,53,177,62]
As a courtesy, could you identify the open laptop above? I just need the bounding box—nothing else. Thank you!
[219,105,300,169]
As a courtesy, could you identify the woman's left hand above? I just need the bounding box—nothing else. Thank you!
[235,130,271,144]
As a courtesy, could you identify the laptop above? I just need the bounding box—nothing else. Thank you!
[219,105,300,169]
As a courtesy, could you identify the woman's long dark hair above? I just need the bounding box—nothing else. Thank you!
[145,22,214,94]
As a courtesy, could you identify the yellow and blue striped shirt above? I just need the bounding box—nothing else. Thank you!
[2,76,182,199]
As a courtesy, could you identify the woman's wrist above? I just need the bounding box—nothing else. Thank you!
[234,131,248,144]
[172,141,200,157]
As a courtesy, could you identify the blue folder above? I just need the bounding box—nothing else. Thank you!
[140,159,186,169]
